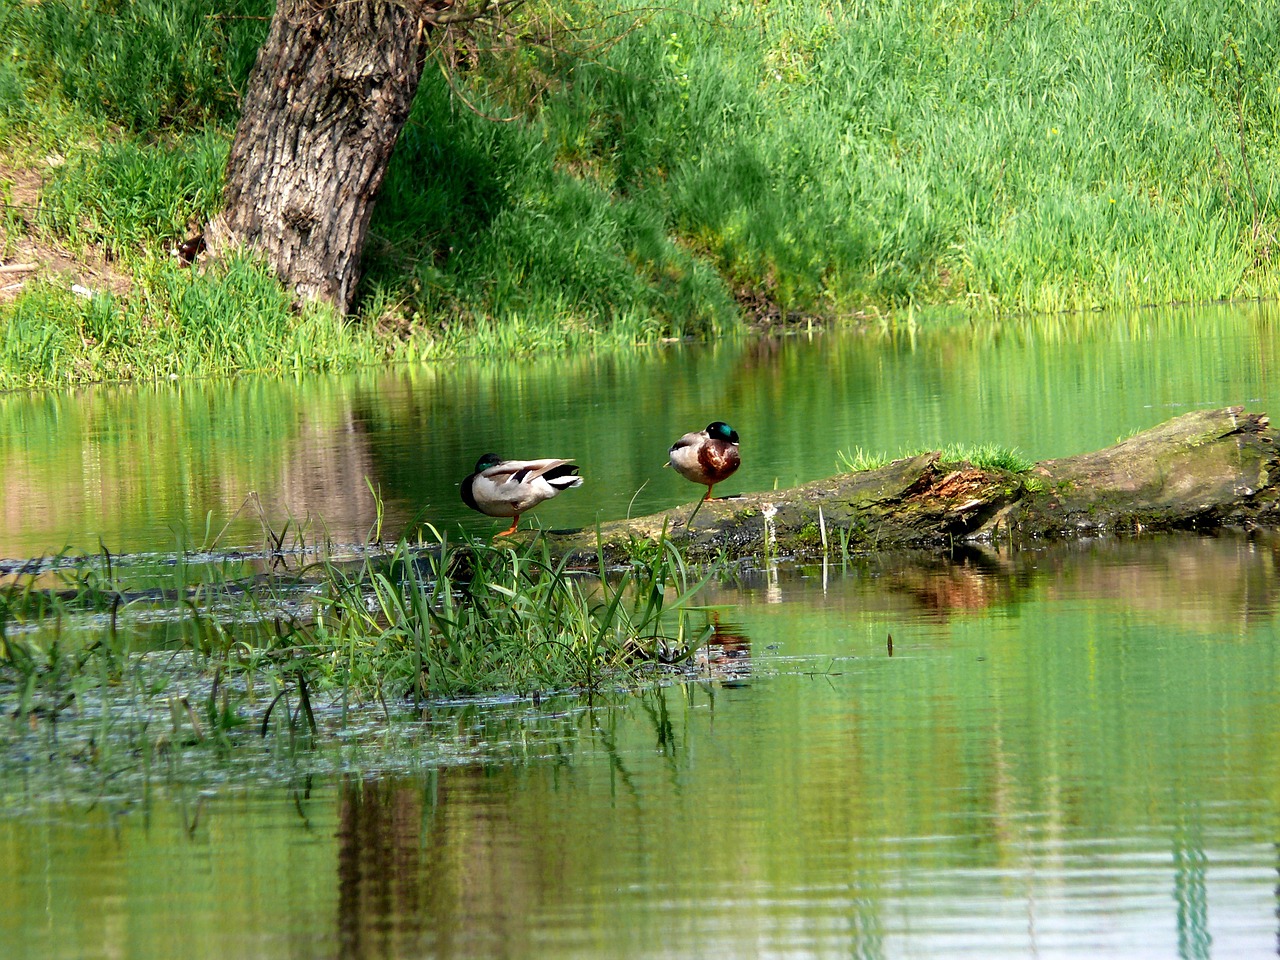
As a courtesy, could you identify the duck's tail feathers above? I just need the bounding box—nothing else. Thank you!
[543,463,583,490]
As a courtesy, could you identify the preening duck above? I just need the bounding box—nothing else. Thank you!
[460,454,583,536]
[666,421,741,501]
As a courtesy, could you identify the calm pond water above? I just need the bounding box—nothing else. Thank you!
[3,302,1280,958]
[2,302,1277,557]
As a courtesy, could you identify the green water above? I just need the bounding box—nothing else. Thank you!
[4,304,1280,958]
[2,302,1278,556]
[4,538,1279,958]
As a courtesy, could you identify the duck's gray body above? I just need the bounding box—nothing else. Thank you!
[461,455,583,527]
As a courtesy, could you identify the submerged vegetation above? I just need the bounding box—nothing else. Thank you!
[0,524,721,780]
[1,0,1279,386]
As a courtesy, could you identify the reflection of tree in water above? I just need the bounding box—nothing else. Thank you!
[330,683,760,959]
[277,409,381,545]
[886,549,1013,618]
[335,769,539,960]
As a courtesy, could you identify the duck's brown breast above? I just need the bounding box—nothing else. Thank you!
[698,442,741,483]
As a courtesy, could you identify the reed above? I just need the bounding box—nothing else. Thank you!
[0,525,721,753]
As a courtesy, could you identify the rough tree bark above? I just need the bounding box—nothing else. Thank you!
[205,0,433,312]
[537,407,1280,563]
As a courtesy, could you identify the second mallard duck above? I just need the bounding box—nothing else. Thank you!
[667,421,741,501]
[460,454,583,535]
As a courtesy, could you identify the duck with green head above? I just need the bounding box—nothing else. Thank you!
[666,421,741,501]
[460,454,583,535]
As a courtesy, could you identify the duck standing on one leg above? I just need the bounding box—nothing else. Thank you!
[667,421,741,501]
[460,454,583,536]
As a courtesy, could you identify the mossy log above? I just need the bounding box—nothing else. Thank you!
[546,406,1279,563]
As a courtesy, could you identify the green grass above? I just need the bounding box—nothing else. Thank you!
[0,524,721,768]
[1,0,267,136]
[937,442,1035,472]
[36,131,229,259]
[836,447,892,473]
[2,0,1279,386]
[0,256,378,387]
[839,441,1034,473]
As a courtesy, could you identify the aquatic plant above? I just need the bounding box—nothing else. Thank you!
[0,526,721,755]
[304,529,716,701]
[837,447,892,473]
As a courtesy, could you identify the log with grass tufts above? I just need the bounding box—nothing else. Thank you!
[540,407,1280,563]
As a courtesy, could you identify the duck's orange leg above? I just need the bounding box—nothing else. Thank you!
[496,514,521,536]
[703,484,716,501]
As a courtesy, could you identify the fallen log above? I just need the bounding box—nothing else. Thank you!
[545,406,1279,563]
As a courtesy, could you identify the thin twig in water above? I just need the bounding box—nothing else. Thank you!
[626,480,649,521]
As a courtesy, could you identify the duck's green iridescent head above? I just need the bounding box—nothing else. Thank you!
[474,453,503,472]
[706,421,739,444]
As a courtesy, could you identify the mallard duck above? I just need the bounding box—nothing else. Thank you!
[460,454,583,535]
[666,421,741,501]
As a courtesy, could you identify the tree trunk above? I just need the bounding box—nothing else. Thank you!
[539,407,1280,563]
[206,0,430,312]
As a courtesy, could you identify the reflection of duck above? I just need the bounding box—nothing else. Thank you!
[702,612,753,686]
[666,421,741,501]
[460,454,583,536]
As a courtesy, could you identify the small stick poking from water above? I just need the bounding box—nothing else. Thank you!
[762,502,778,558]
[887,633,894,657]
[626,479,649,521]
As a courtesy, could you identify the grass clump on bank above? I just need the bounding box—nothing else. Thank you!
[839,442,1035,474]
[0,256,387,387]
[2,0,1280,387]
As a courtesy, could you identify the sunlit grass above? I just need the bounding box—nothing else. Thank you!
[839,443,1034,474]
[836,447,892,473]
[937,443,1035,473]
[0,525,720,735]
[36,131,228,260]
[2,0,1278,385]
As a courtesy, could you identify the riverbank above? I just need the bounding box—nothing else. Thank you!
[1,0,1277,388]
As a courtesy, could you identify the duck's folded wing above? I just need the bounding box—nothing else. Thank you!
[668,432,700,454]
[483,458,578,483]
